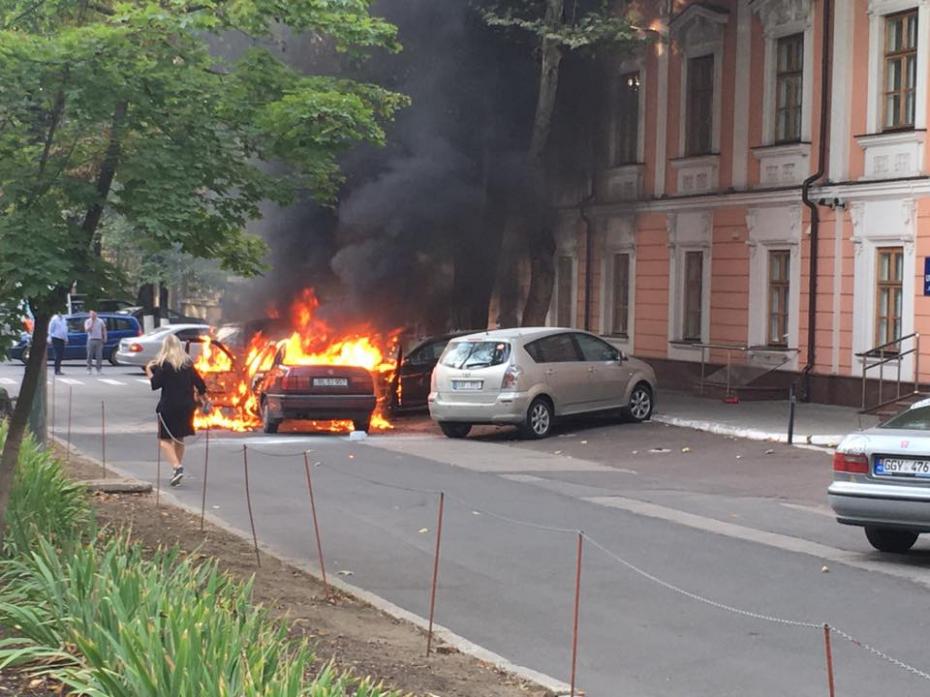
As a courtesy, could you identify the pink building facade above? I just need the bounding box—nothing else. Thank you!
[550,0,930,405]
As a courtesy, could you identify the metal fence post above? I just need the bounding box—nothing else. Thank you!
[787,383,797,445]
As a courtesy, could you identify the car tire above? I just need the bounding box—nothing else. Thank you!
[353,417,371,433]
[439,422,472,439]
[624,383,654,423]
[261,401,279,434]
[864,526,919,553]
[19,346,29,365]
[108,352,120,366]
[521,397,554,439]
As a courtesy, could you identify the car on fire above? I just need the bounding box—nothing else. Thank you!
[829,398,930,553]
[388,331,478,413]
[254,344,377,434]
[429,327,657,439]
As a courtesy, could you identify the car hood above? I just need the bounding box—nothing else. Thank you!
[626,355,656,380]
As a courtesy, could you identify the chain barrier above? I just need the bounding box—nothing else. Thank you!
[829,625,930,683]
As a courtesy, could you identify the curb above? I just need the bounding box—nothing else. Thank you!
[52,436,572,697]
[653,414,842,449]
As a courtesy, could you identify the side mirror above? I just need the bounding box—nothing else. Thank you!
[616,350,627,363]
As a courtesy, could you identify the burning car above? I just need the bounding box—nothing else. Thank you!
[253,344,377,433]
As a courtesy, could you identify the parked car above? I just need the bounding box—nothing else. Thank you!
[116,306,204,325]
[829,398,930,553]
[10,313,142,365]
[114,323,212,367]
[428,328,657,439]
[255,344,377,434]
[389,332,477,413]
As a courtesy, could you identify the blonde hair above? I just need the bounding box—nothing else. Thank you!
[154,334,191,371]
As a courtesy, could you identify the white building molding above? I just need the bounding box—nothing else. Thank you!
[667,211,713,362]
[599,216,636,354]
[745,205,802,371]
[732,0,753,189]
[548,214,580,328]
[670,154,720,194]
[849,197,917,380]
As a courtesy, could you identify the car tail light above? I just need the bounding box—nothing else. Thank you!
[833,451,869,474]
[129,343,143,353]
[501,365,522,391]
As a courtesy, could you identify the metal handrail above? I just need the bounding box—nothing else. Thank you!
[694,342,797,397]
[858,333,921,412]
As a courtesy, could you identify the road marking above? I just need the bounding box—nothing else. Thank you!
[780,502,835,518]
[586,495,930,588]
[0,378,16,386]
[58,378,85,386]
[99,378,126,386]
[136,378,151,385]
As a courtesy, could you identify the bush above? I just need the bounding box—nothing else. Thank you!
[0,422,92,555]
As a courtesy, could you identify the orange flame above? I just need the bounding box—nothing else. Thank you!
[194,290,398,433]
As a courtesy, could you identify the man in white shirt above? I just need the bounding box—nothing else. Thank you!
[48,313,69,376]
[84,311,107,375]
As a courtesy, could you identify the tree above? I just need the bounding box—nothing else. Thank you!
[0,0,406,536]
[479,0,641,326]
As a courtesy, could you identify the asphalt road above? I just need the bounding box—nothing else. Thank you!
[4,359,930,697]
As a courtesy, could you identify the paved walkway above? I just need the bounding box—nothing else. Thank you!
[655,391,881,448]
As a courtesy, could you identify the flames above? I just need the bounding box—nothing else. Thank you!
[194,289,399,433]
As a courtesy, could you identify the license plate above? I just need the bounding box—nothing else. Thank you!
[453,380,483,391]
[313,377,348,387]
[874,458,930,477]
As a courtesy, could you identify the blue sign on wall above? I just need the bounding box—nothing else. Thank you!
[925,258,930,296]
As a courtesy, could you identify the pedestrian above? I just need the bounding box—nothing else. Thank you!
[84,310,107,375]
[49,312,68,376]
[146,333,207,487]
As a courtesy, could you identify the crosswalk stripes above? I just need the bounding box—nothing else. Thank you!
[0,378,15,386]
[136,378,151,385]
[99,378,127,386]
[57,378,85,386]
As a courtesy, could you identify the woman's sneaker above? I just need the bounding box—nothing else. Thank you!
[170,467,184,487]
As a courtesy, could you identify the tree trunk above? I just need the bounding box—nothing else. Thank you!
[0,311,50,540]
[519,0,564,326]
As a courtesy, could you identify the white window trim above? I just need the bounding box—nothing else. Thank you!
[866,0,930,134]
[599,221,636,354]
[849,199,917,380]
[609,60,647,166]
[666,212,712,362]
[761,19,813,144]
[548,236,579,329]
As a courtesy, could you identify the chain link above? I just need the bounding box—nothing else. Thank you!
[829,626,930,682]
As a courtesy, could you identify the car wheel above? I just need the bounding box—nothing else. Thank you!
[439,422,472,439]
[865,526,919,553]
[261,401,279,434]
[624,383,654,422]
[20,346,29,365]
[353,417,371,433]
[109,352,120,366]
[521,397,554,439]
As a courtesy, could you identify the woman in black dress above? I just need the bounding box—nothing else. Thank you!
[145,334,207,486]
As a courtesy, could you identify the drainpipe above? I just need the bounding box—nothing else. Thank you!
[800,0,833,401]
[580,189,597,331]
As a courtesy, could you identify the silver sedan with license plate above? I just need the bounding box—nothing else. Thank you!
[829,398,930,553]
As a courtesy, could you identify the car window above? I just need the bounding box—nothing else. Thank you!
[881,405,930,430]
[440,341,511,369]
[525,334,582,363]
[67,318,85,333]
[408,340,448,366]
[574,333,620,362]
[175,328,206,342]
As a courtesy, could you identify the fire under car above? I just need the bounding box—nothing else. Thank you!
[254,344,377,434]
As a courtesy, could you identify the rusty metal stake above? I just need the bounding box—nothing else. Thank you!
[303,452,329,597]
[570,532,584,697]
[50,374,56,440]
[100,400,106,478]
[824,624,836,697]
[199,429,210,531]
[66,386,73,463]
[243,446,261,567]
[426,491,446,657]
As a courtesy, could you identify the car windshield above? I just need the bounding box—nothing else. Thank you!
[440,341,510,369]
[881,405,930,430]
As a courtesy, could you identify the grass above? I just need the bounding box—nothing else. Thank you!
[0,424,403,697]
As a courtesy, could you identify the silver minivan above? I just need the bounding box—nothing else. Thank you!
[428,327,657,439]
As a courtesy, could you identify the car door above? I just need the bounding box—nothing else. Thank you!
[526,333,589,414]
[66,316,87,359]
[398,339,446,409]
[573,333,630,410]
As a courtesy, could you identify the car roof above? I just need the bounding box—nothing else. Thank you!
[454,327,580,343]
[67,312,139,321]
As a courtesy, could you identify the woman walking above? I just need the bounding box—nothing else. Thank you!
[146,334,207,486]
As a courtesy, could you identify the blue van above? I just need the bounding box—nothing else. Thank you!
[10,313,142,365]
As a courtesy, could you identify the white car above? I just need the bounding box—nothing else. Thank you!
[114,324,211,367]
[429,327,657,439]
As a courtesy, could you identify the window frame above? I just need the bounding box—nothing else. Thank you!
[682,250,705,342]
[685,54,715,157]
[608,252,631,338]
[882,9,919,131]
[874,246,905,347]
[767,250,791,347]
[774,33,805,144]
[614,71,641,166]
[553,254,577,328]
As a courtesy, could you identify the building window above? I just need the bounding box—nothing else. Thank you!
[876,247,904,346]
[775,33,804,143]
[609,253,630,336]
[884,10,918,130]
[767,250,790,346]
[686,55,714,156]
[556,255,574,327]
[614,72,640,166]
[682,251,703,341]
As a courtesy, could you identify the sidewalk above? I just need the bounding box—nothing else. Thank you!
[655,391,881,448]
